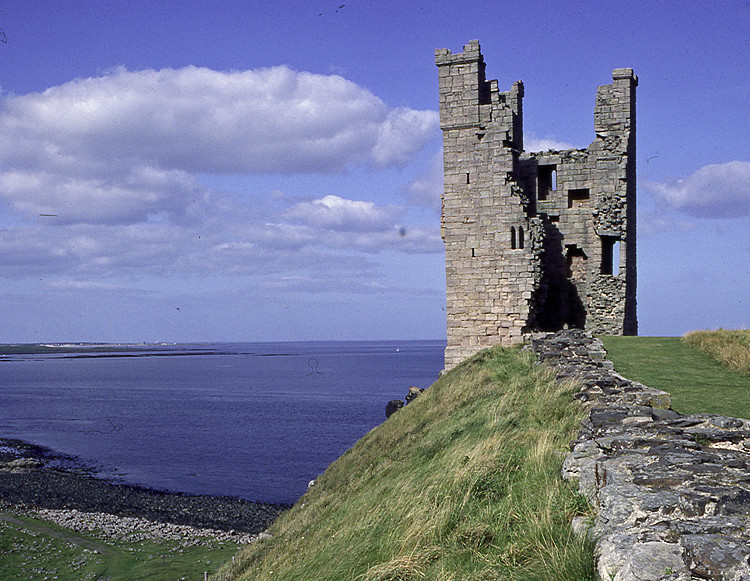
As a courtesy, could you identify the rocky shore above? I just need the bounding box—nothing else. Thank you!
[0,437,289,541]
[532,330,750,581]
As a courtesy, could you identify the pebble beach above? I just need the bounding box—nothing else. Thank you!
[0,437,289,542]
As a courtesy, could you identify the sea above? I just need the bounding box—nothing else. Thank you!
[0,341,445,505]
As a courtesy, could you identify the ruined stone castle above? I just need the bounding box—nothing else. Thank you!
[436,41,637,369]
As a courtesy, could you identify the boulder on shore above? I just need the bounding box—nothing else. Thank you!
[385,400,404,418]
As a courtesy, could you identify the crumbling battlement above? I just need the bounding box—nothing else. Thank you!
[436,40,637,370]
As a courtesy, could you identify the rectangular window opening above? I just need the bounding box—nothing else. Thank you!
[567,188,590,208]
[600,236,621,275]
[465,172,470,184]
[538,165,557,200]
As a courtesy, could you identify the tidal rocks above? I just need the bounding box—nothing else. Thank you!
[0,457,289,534]
[533,330,750,581]
[405,386,425,404]
[386,400,404,418]
[386,386,425,418]
[29,507,259,544]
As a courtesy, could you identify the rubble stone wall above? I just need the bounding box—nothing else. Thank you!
[532,330,750,581]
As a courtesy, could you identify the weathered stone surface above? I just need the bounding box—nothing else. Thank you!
[387,386,428,417]
[405,386,425,404]
[437,41,637,371]
[386,399,404,418]
[532,330,750,581]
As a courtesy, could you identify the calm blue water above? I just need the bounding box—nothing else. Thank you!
[0,341,445,504]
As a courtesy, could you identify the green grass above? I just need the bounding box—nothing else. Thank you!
[212,346,595,581]
[684,329,750,376]
[600,336,750,417]
[0,513,241,580]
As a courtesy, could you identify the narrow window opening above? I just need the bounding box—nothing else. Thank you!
[538,165,557,200]
[518,226,524,249]
[465,172,470,184]
[567,188,590,208]
[510,227,516,250]
[471,247,475,258]
[600,236,621,275]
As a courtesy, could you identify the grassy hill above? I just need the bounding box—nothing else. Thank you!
[212,346,595,581]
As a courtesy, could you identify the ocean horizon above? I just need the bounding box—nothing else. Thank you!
[0,340,445,505]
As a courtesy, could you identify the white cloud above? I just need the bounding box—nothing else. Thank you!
[0,194,440,280]
[0,166,207,225]
[638,210,697,237]
[371,108,440,168]
[283,195,403,231]
[310,224,441,254]
[0,66,442,287]
[0,65,438,177]
[524,133,578,152]
[645,161,750,218]
[402,152,443,211]
[48,280,132,292]
[260,275,442,296]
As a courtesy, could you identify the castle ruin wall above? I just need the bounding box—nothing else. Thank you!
[437,41,637,370]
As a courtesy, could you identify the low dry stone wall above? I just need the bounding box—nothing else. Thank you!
[531,330,750,581]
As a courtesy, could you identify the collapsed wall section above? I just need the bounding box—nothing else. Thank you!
[519,67,638,336]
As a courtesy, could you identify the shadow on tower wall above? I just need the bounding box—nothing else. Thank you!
[532,219,587,331]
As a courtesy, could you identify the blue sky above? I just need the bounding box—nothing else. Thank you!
[0,0,748,342]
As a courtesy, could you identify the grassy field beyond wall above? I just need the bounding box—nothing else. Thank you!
[601,334,750,418]
[213,346,595,581]
[684,329,750,376]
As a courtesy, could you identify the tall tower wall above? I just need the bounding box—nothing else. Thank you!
[436,41,637,371]
[436,41,542,370]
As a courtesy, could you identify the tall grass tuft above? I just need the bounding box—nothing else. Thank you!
[212,346,594,581]
[684,329,750,376]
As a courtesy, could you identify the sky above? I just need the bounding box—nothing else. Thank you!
[0,0,748,343]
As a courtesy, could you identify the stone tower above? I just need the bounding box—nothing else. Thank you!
[436,40,637,370]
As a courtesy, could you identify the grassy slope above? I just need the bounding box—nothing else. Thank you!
[600,336,750,417]
[213,347,594,581]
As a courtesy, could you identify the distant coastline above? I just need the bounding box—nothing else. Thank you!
[0,340,445,503]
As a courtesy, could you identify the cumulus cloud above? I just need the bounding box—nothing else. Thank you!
[0,65,442,287]
[371,108,439,168]
[645,161,750,218]
[0,193,440,280]
[0,65,438,177]
[283,195,403,231]
[0,166,208,225]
